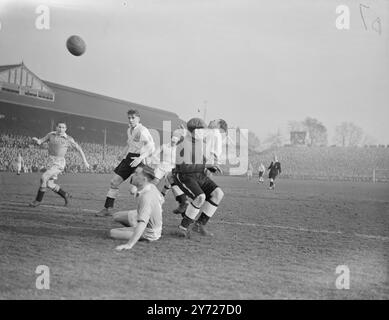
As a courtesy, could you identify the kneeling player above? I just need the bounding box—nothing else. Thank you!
[110,166,163,251]
[29,122,89,207]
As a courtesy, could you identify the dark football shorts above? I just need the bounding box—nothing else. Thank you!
[173,171,218,200]
[268,171,278,179]
[114,152,143,180]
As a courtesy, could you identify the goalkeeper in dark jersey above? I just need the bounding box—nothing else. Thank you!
[268,155,281,190]
[172,117,226,238]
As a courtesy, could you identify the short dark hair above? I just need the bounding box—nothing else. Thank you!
[56,121,67,127]
[127,109,140,118]
[218,119,228,133]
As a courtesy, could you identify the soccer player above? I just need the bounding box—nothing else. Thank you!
[148,135,179,196]
[96,109,155,217]
[258,162,265,183]
[172,118,226,237]
[29,122,90,207]
[171,118,227,216]
[110,166,163,251]
[247,162,253,180]
[16,152,24,175]
[268,156,281,190]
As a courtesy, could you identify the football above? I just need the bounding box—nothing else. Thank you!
[66,35,86,56]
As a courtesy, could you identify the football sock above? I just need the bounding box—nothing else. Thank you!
[35,189,45,202]
[176,194,187,205]
[180,215,194,229]
[198,200,219,225]
[56,188,67,200]
[104,197,115,209]
[185,202,200,220]
[197,212,210,226]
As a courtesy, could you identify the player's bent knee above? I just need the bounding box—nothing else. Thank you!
[40,176,49,187]
[212,188,224,201]
[195,193,206,206]
[47,180,56,190]
[110,175,123,188]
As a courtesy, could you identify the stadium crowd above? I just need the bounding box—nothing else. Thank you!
[1,133,389,181]
[0,134,121,173]
[249,145,389,181]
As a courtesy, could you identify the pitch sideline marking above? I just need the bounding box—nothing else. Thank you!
[1,201,388,241]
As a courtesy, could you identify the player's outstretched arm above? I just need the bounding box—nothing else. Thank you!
[116,221,147,251]
[32,133,50,145]
[72,141,90,169]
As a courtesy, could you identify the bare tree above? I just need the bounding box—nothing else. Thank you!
[334,122,364,147]
[302,117,328,146]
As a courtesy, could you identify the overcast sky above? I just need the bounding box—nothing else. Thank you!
[1,0,388,144]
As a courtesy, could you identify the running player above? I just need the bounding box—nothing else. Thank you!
[96,109,155,217]
[29,122,90,207]
[268,156,281,190]
[172,117,226,237]
[258,162,265,183]
[110,165,163,251]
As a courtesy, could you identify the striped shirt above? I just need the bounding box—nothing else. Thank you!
[40,132,77,158]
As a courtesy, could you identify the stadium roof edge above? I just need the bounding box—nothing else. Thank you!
[0,62,182,121]
[43,80,179,118]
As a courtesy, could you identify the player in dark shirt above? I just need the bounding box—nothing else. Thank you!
[172,118,225,238]
[268,156,281,190]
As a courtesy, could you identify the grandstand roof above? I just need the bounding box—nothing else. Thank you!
[0,63,184,131]
[0,64,21,73]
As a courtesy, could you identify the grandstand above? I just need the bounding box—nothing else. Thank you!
[0,62,184,144]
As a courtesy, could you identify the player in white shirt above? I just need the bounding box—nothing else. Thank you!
[96,109,155,217]
[29,122,90,207]
[148,135,179,197]
[258,162,266,183]
[16,152,24,175]
[110,166,164,251]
